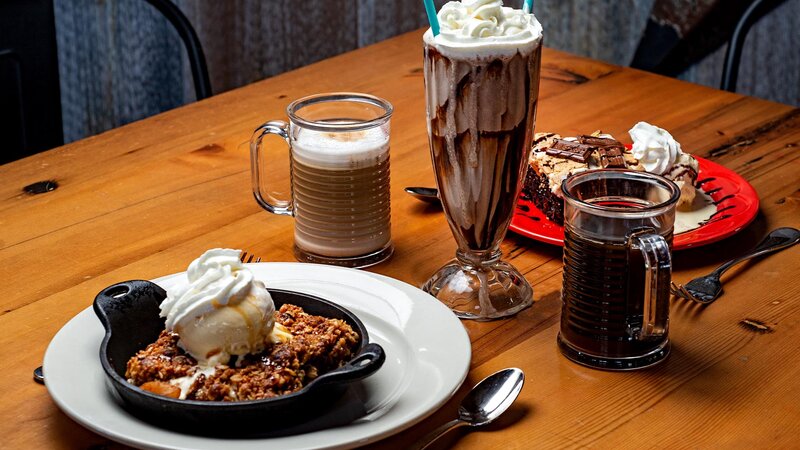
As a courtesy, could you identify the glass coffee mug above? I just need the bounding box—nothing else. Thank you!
[250,93,393,268]
[557,170,680,370]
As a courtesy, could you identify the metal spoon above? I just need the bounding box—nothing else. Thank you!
[412,368,525,450]
[404,186,440,204]
[33,366,44,384]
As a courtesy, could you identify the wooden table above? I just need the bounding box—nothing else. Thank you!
[1,29,798,449]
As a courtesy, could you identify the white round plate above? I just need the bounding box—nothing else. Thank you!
[43,263,471,450]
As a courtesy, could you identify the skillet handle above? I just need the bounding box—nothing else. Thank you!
[93,280,166,331]
[313,343,385,387]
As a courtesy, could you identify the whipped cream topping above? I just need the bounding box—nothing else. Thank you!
[160,248,276,366]
[629,122,685,175]
[425,0,542,58]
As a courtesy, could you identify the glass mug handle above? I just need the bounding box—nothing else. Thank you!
[249,121,293,216]
[627,228,671,339]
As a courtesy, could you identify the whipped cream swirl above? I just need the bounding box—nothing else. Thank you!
[160,248,276,365]
[161,249,261,329]
[629,122,684,175]
[427,0,542,57]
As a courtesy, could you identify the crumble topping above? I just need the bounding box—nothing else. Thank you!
[126,304,359,401]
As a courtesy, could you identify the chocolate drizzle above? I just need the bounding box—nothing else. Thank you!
[701,214,733,226]
[532,133,556,146]
[424,41,542,250]
[665,163,699,181]
[709,205,736,218]
[713,194,735,205]
[696,177,716,188]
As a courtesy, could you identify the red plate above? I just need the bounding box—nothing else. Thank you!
[508,156,760,250]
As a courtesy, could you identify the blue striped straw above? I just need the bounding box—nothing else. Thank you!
[523,0,534,13]
[424,0,440,36]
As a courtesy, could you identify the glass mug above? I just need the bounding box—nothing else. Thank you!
[249,93,393,268]
[557,170,680,370]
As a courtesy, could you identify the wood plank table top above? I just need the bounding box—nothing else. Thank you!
[1,29,798,449]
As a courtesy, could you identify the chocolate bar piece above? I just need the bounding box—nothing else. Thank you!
[597,146,626,168]
[545,139,593,163]
[577,135,623,148]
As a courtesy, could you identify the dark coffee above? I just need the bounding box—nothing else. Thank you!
[559,226,672,368]
[558,170,679,370]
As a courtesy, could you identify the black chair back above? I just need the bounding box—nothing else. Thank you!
[0,0,211,163]
[0,0,63,164]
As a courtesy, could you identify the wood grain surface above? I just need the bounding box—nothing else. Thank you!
[1,29,798,449]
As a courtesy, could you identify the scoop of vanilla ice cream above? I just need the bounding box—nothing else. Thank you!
[159,249,276,366]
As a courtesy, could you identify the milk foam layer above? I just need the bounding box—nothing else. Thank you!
[159,249,276,366]
[425,0,543,58]
[292,126,389,169]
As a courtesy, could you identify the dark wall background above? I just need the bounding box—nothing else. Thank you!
[53,0,800,144]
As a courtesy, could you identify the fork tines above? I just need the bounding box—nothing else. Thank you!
[240,251,262,264]
[670,281,699,302]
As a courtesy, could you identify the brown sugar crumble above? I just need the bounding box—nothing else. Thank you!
[126,304,360,401]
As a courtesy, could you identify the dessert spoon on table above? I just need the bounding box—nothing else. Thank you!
[411,367,524,450]
[405,186,440,205]
[671,227,800,304]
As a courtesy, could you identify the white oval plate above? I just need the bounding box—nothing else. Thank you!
[43,263,471,450]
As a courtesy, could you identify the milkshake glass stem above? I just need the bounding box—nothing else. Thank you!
[424,225,533,320]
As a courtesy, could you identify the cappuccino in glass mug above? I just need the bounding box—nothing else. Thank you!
[250,93,393,268]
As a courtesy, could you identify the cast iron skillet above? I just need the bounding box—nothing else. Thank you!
[93,280,385,435]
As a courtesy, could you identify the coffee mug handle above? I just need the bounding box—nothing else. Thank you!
[627,230,671,339]
[250,120,293,216]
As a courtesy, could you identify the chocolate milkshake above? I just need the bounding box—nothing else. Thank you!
[422,0,543,319]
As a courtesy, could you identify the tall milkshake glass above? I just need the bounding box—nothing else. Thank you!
[422,1,543,320]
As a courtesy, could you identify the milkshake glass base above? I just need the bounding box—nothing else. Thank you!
[557,334,670,371]
[423,252,533,320]
[293,243,393,269]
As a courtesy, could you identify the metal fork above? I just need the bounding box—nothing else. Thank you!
[240,251,262,264]
[671,227,800,304]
